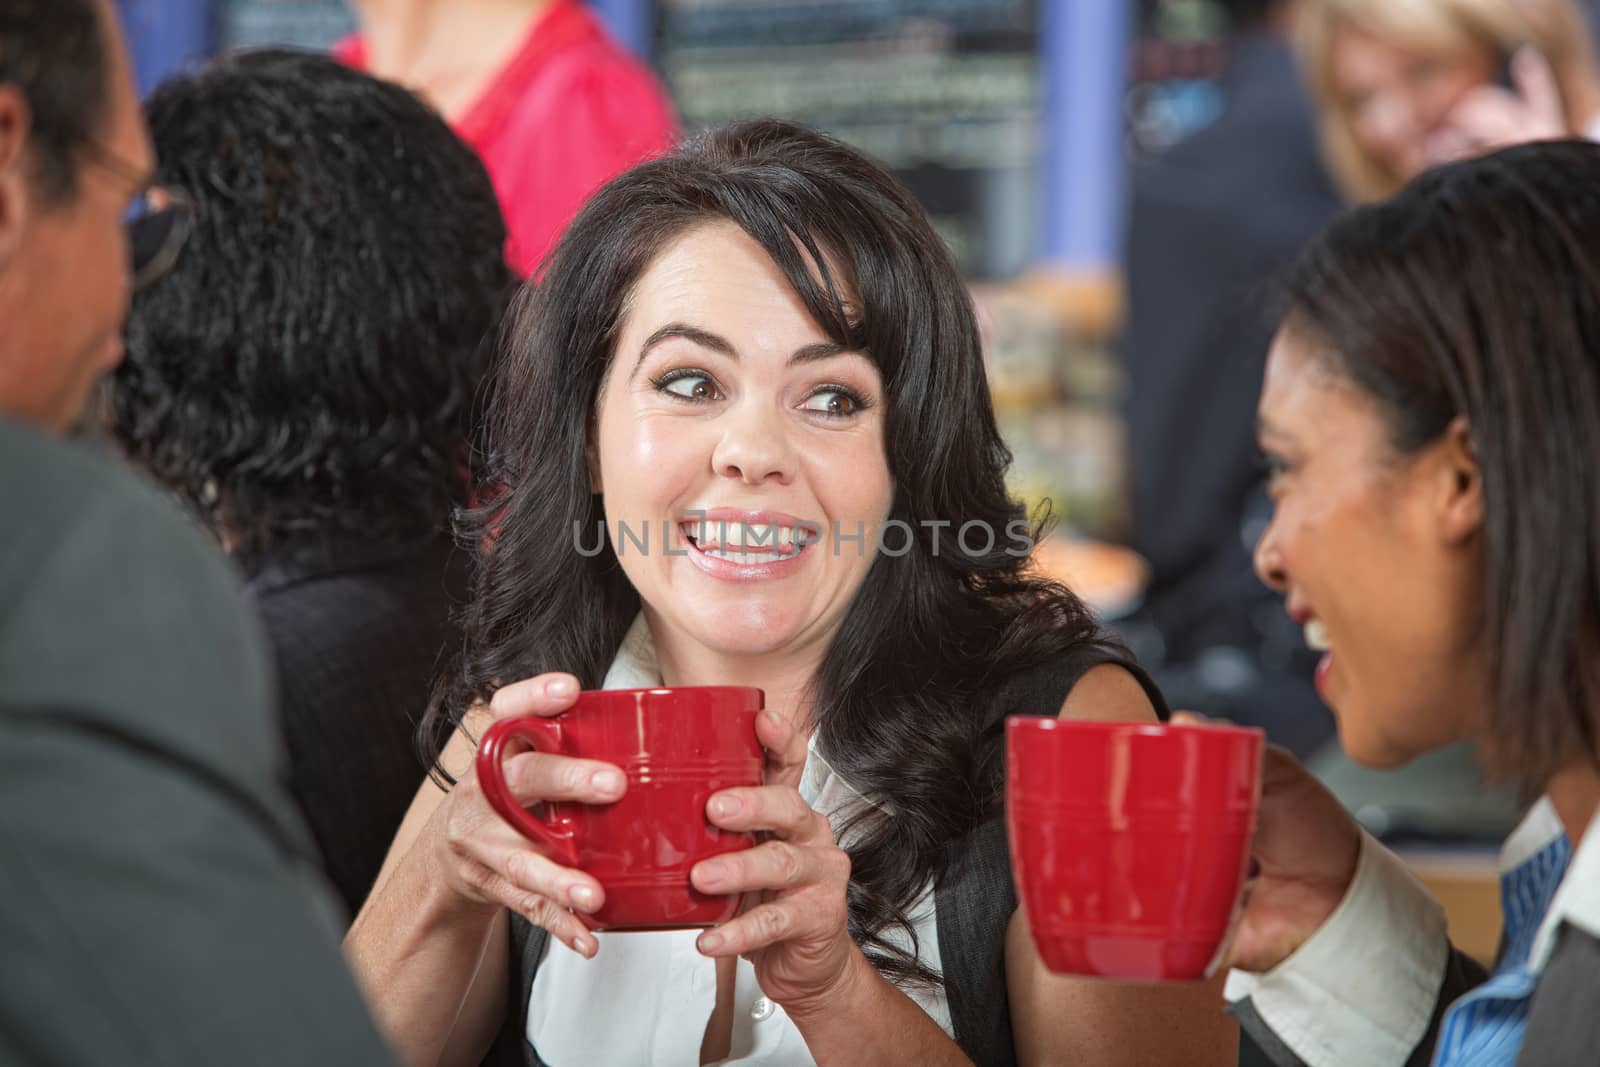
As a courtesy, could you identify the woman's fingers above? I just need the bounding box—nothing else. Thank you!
[704,784,822,839]
[488,672,581,720]
[439,820,604,957]
[697,900,797,958]
[498,749,626,807]
[695,893,847,960]
[442,794,605,906]
[1257,740,1309,791]
[1435,94,1522,155]
[475,863,600,959]
[690,837,849,896]
[1511,46,1565,132]
[1432,53,1567,166]
[756,708,808,790]
[423,670,627,961]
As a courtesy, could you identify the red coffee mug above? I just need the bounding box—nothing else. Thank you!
[476,686,765,931]
[1006,717,1263,981]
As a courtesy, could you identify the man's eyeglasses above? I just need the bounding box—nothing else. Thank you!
[82,142,194,291]
[126,185,195,291]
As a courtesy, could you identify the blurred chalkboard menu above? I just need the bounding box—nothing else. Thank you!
[656,0,1041,280]
[218,0,355,51]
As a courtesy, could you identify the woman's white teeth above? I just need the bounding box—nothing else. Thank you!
[1304,619,1331,652]
[681,520,806,559]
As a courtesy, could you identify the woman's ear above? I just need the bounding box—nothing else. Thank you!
[0,87,35,272]
[1436,415,1483,545]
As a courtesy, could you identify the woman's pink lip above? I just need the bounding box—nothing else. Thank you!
[1314,651,1334,701]
[680,507,819,532]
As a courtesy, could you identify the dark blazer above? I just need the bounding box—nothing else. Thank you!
[0,418,396,1066]
[1231,929,1600,1065]
[239,531,470,919]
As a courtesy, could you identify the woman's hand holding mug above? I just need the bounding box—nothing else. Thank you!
[691,709,861,1017]
[426,672,619,959]
[1171,712,1362,974]
[450,681,858,1003]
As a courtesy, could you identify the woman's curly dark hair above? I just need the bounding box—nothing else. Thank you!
[111,50,517,550]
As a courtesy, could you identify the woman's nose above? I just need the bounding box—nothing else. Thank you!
[1253,520,1288,593]
[710,405,794,486]
[1365,93,1423,172]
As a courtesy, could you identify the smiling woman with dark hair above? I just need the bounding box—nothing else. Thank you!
[1211,139,1600,1067]
[109,49,519,919]
[345,119,1237,1067]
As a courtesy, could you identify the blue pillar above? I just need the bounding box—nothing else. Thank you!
[589,0,651,59]
[118,0,214,98]
[1040,0,1131,271]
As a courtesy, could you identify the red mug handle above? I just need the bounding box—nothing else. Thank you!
[475,717,580,868]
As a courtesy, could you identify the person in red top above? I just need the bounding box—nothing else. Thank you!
[336,0,678,276]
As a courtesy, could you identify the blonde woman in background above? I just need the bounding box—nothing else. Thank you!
[1294,0,1600,199]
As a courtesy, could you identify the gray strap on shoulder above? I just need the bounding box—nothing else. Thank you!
[479,914,550,1067]
[935,815,1019,1067]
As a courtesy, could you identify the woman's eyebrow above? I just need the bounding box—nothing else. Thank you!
[635,323,735,375]
[789,341,848,365]
[632,323,852,377]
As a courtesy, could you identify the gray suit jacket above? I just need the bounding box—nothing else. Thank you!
[0,418,397,1066]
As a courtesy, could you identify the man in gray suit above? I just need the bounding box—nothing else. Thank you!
[0,2,398,1063]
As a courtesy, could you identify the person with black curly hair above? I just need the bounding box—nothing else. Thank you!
[110,49,519,919]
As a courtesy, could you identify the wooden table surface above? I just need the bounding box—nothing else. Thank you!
[1394,847,1503,966]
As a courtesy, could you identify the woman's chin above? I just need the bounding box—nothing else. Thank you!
[1336,712,1423,771]
[669,604,813,660]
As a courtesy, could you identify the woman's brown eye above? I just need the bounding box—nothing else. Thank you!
[656,372,720,402]
[803,388,860,417]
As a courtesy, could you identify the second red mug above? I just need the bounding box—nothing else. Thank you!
[1007,716,1263,981]
[476,685,765,931]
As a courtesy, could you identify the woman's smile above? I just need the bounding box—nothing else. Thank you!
[679,510,821,580]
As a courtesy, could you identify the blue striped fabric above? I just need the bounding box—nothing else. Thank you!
[1432,833,1573,1066]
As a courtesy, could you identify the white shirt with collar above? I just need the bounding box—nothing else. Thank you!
[1527,797,1600,969]
[525,614,951,1066]
[1224,794,1600,1067]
